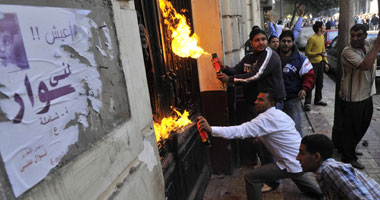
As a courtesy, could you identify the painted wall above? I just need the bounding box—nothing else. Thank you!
[191,0,225,92]
[0,0,165,199]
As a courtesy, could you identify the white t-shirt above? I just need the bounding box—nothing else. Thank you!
[211,107,302,173]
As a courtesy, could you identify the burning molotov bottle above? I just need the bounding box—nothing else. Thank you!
[196,118,211,147]
[211,53,221,73]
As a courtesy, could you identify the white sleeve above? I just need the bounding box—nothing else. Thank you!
[211,111,274,139]
[299,58,313,77]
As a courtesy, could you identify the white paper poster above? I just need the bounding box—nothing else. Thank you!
[0,5,102,197]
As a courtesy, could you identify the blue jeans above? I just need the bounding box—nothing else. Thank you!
[283,98,302,137]
[276,100,284,110]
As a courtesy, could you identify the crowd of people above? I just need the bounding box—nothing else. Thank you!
[355,12,379,30]
[197,6,380,200]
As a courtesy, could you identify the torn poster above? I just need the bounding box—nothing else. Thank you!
[0,5,102,197]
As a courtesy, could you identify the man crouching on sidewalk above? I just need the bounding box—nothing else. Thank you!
[197,88,322,200]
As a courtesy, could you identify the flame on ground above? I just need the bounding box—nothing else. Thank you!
[159,0,208,58]
[154,107,192,142]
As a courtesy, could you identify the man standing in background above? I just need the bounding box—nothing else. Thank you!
[277,30,314,136]
[336,24,380,169]
[304,21,329,111]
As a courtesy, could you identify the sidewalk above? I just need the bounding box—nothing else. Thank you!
[203,74,380,200]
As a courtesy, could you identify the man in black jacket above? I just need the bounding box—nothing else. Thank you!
[216,28,286,114]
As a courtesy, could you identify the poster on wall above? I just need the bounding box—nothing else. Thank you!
[0,5,103,197]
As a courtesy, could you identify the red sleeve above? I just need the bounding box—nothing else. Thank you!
[301,68,314,91]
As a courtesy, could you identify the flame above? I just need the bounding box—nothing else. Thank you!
[159,0,208,58]
[154,107,192,142]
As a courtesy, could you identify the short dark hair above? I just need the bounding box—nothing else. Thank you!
[301,134,333,160]
[249,28,268,41]
[312,21,324,33]
[260,88,277,103]
[268,35,278,43]
[350,24,368,34]
[279,30,294,42]
[251,25,260,31]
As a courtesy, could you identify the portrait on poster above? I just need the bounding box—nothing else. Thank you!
[0,13,29,70]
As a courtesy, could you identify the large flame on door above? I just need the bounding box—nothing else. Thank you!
[159,0,208,58]
[154,107,192,142]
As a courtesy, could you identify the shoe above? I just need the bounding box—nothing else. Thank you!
[304,104,311,111]
[355,151,363,156]
[349,160,365,169]
[261,184,278,193]
[314,101,328,106]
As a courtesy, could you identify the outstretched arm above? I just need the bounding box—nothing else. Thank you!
[293,5,305,41]
[268,13,279,37]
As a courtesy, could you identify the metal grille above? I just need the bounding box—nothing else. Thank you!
[135,0,201,122]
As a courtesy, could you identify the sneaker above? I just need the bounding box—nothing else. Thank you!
[261,184,278,193]
[314,101,327,106]
[304,104,311,111]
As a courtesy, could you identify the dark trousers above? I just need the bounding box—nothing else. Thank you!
[339,97,373,161]
[305,62,324,104]
[245,163,322,200]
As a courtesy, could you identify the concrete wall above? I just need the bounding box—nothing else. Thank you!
[0,0,165,199]
[369,0,378,14]
[220,0,244,66]
[243,0,262,57]
[219,0,262,67]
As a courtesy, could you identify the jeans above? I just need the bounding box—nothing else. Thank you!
[283,98,303,136]
[305,62,324,104]
[275,100,284,110]
[245,163,322,200]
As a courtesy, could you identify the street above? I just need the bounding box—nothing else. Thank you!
[203,72,380,200]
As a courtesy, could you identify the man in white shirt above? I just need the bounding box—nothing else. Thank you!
[197,89,322,200]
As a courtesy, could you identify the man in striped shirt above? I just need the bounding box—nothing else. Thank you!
[297,134,380,199]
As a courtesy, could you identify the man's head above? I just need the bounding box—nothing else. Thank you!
[268,35,279,50]
[312,21,325,34]
[249,28,268,52]
[296,134,334,172]
[350,24,368,49]
[254,88,276,113]
[279,30,295,53]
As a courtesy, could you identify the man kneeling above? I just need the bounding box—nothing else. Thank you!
[197,89,322,200]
